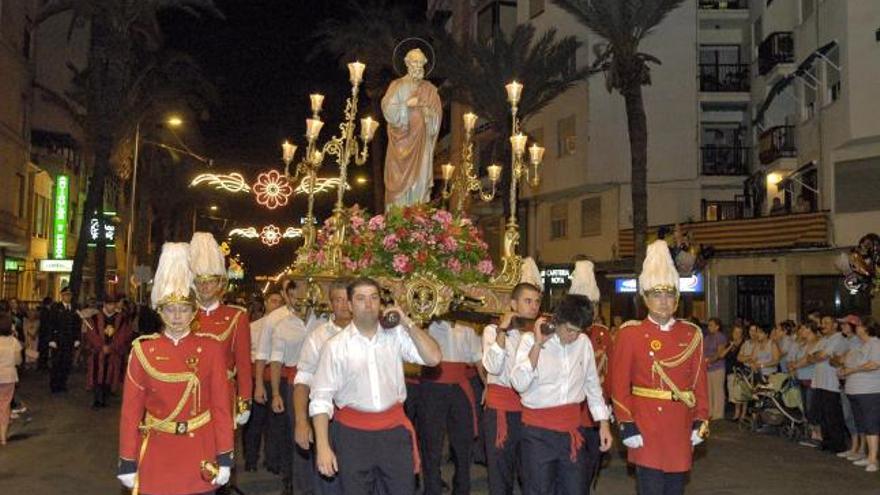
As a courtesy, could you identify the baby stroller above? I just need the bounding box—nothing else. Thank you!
[748,372,808,441]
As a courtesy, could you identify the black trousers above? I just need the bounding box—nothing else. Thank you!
[93,383,111,406]
[264,380,292,476]
[635,466,686,495]
[49,348,73,392]
[582,427,600,495]
[243,380,270,468]
[520,424,588,495]
[483,408,522,495]
[814,388,848,453]
[469,376,486,465]
[418,382,474,495]
[331,422,415,495]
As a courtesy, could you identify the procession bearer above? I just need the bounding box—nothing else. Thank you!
[310,277,442,494]
[190,232,253,426]
[610,240,709,495]
[117,243,234,494]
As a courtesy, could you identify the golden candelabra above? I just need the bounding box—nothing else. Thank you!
[442,81,545,285]
[281,61,379,267]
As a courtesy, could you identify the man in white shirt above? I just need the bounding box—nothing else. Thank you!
[310,277,442,494]
[243,287,285,472]
[269,288,310,495]
[293,280,350,494]
[419,320,482,495]
[510,295,613,495]
[808,315,850,453]
[482,282,541,495]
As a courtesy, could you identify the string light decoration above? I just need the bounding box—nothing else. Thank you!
[228,227,259,239]
[283,227,303,238]
[260,225,282,246]
[253,170,294,209]
[190,172,251,193]
[293,176,348,196]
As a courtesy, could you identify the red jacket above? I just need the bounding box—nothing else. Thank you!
[118,332,233,494]
[610,318,709,473]
[581,323,613,427]
[196,305,253,405]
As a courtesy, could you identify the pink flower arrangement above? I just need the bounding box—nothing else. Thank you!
[392,254,412,274]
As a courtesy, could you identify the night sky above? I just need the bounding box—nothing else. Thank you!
[158,0,417,280]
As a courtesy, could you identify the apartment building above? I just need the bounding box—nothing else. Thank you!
[439,0,880,322]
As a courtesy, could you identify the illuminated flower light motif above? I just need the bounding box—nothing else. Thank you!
[254,170,294,209]
[228,227,260,239]
[260,225,282,246]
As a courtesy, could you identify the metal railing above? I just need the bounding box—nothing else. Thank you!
[701,146,750,176]
[699,63,750,92]
[702,199,745,221]
[758,32,794,76]
[758,125,797,165]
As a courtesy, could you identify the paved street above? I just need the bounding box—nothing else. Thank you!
[1,369,878,495]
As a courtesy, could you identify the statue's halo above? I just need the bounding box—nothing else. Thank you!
[392,37,436,78]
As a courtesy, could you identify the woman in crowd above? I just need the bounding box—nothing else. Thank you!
[791,322,823,446]
[837,316,864,462]
[724,324,747,421]
[0,313,22,445]
[772,320,796,373]
[838,317,880,472]
[744,324,780,378]
[23,308,40,369]
[704,317,728,420]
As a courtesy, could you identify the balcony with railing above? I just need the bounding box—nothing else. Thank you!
[758,32,795,76]
[699,63,750,92]
[617,211,830,257]
[759,125,797,165]
[699,0,748,9]
[701,146,750,176]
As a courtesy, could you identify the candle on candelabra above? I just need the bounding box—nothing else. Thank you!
[312,150,323,164]
[348,61,366,86]
[441,163,455,181]
[310,93,325,114]
[487,164,502,183]
[510,133,528,157]
[282,141,297,165]
[306,118,324,141]
[360,116,379,141]
[505,81,523,106]
[463,112,478,134]
[529,143,545,165]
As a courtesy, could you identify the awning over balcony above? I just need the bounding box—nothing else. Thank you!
[617,211,830,257]
[753,40,838,128]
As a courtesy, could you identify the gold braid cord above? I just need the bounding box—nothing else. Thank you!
[195,310,243,343]
[650,328,702,408]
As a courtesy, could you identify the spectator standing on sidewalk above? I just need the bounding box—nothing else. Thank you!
[723,324,746,421]
[704,318,728,420]
[839,317,880,472]
[808,316,849,453]
[0,313,22,445]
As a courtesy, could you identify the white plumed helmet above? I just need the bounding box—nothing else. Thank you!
[638,239,679,295]
[189,231,226,279]
[151,243,196,309]
[569,260,600,303]
[520,257,544,292]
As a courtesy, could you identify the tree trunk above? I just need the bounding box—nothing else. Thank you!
[623,83,649,271]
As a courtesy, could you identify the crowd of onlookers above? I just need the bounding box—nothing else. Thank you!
[696,311,880,473]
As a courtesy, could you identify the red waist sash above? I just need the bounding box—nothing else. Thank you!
[282,365,297,381]
[421,362,478,435]
[522,403,584,461]
[335,403,421,473]
[485,384,522,448]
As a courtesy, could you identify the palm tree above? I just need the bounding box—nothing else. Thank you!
[37,0,221,301]
[551,0,685,268]
[438,23,591,217]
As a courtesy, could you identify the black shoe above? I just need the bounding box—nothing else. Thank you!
[92,401,101,409]
[281,478,294,495]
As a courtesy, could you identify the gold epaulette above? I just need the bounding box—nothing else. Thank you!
[134,333,161,343]
[619,320,641,330]
[227,304,247,312]
[679,319,703,334]
[592,323,609,330]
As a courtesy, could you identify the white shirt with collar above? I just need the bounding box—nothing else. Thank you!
[428,320,481,363]
[255,306,294,361]
[269,312,308,367]
[199,300,221,315]
[510,331,610,422]
[309,323,427,419]
[648,315,676,331]
[482,324,523,388]
[294,318,346,386]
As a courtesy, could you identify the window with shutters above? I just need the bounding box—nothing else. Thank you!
[580,197,601,237]
[550,202,568,240]
[557,115,576,157]
[835,158,880,213]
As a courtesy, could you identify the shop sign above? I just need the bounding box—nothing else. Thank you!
[39,259,74,272]
[53,175,69,259]
[614,274,704,294]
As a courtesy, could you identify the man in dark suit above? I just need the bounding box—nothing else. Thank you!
[48,287,81,393]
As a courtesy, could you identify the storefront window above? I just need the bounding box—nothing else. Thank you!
[801,275,871,318]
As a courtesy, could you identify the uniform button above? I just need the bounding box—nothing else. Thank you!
[657,406,663,412]
[188,433,195,438]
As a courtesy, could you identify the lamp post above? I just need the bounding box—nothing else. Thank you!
[124,116,183,295]
[281,61,378,269]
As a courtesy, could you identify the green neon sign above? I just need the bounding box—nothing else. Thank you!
[53,175,69,259]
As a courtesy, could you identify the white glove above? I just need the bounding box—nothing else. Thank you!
[117,473,136,489]
[213,466,231,486]
[623,434,644,449]
[691,429,704,446]
[49,341,58,349]
[74,340,81,348]
[236,410,251,425]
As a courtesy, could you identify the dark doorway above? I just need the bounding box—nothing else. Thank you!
[736,275,775,328]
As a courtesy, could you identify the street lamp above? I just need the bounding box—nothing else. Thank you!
[124,115,185,295]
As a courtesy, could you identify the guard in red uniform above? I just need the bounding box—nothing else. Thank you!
[190,232,253,427]
[610,240,709,495]
[117,242,234,495]
[85,291,132,408]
